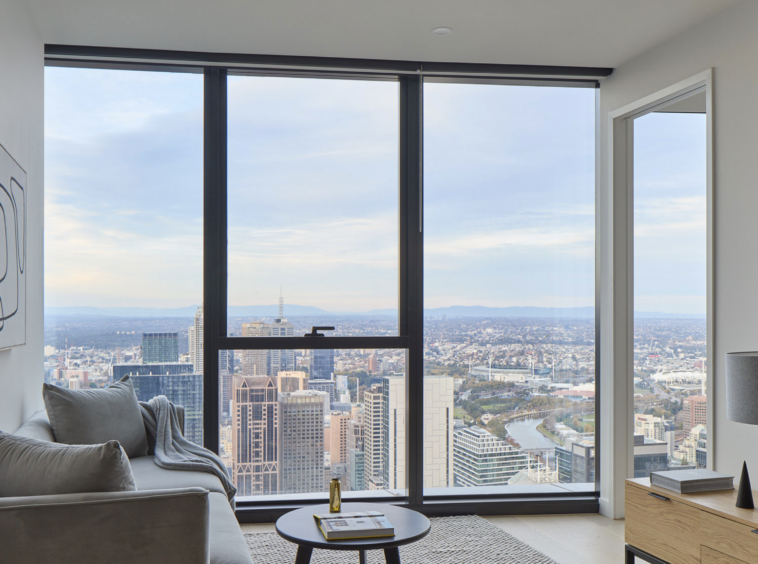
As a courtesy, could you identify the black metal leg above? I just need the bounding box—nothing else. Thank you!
[359,549,367,564]
[384,547,401,564]
[625,545,635,564]
[295,545,313,564]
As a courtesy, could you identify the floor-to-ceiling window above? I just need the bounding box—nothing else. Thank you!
[44,50,605,517]
[44,67,205,444]
[423,82,596,494]
[632,102,708,477]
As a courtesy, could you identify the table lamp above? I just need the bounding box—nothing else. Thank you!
[725,351,758,509]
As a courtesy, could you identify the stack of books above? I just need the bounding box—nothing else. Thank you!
[650,469,734,494]
[313,511,395,541]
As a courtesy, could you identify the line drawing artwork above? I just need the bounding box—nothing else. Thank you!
[0,143,26,349]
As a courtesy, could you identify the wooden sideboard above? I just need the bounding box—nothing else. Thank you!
[626,478,758,564]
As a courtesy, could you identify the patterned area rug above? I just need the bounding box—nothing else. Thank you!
[244,515,558,564]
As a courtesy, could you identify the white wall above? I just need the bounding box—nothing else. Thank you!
[0,0,44,431]
[600,0,758,496]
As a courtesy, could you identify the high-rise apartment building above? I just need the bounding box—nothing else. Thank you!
[635,413,665,441]
[241,322,270,376]
[278,391,326,494]
[363,384,384,490]
[219,349,235,418]
[188,307,204,374]
[232,375,279,497]
[423,375,455,489]
[141,332,179,363]
[309,349,335,381]
[633,434,670,478]
[683,395,707,433]
[368,354,378,374]
[453,426,529,487]
[239,298,295,377]
[308,379,335,407]
[329,411,351,465]
[346,406,364,492]
[555,435,595,483]
[277,371,309,394]
[219,349,234,373]
[382,375,406,491]
[130,372,203,445]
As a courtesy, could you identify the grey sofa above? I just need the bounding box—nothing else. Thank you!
[0,411,254,564]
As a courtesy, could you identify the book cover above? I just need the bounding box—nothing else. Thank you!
[314,512,395,540]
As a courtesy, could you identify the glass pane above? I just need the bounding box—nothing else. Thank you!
[43,67,204,444]
[633,110,707,476]
[221,349,406,500]
[423,82,596,493]
[227,76,399,337]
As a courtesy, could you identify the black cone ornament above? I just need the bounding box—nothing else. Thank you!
[736,462,754,509]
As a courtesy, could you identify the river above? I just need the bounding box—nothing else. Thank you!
[506,417,562,452]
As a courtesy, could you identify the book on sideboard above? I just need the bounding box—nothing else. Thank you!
[650,469,734,494]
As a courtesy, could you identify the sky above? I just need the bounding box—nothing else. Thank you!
[44,68,706,315]
[634,112,707,315]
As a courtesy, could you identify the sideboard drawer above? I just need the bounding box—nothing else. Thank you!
[701,511,758,563]
[702,546,749,564]
[625,483,702,564]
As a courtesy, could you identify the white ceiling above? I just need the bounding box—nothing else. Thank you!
[26,0,742,69]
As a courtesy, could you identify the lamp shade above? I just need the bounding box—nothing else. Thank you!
[726,352,758,425]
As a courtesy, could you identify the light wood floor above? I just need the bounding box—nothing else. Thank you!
[241,514,641,564]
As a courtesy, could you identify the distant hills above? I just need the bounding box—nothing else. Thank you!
[45,304,705,319]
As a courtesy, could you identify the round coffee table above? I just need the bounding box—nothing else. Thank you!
[275,502,431,564]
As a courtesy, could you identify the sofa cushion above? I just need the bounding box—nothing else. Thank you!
[209,492,254,564]
[0,434,136,497]
[43,377,148,458]
[13,411,55,443]
[130,455,226,495]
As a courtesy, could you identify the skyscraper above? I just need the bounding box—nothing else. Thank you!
[219,349,235,418]
[277,371,309,394]
[683,395,707,434]
[453,426,529,486]
[363,384,384,490]
[241,322,270,376]
[329,411,351,465]
[239,294,295,377]
[129,372,204,445]
[346,406,364,492]
[141,332,179,363]
[269,295,295,375]
[232,375,279,497]
[278,390,326,494]
[308,379,335,407]
[382,374,406,491]
[423,375,455,488]
[368,354,378,374]
[188,307,204,374]
[310,349,335,380]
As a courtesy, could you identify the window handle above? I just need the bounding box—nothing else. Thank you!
[647,492,670,502]
[304,326,335,337]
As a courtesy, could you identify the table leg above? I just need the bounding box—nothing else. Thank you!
[295,545,313,564]
[625,545,635,564]
[384,547,401,564]
[359,549,367,564]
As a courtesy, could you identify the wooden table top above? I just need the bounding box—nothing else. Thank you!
[275,502,431,551]
[627,478,758,528]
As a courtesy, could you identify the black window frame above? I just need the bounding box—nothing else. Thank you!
[44,45,608,521]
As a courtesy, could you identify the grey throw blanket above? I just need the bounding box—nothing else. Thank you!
[139,396,236,508]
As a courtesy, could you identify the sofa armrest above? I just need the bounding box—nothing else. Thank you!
[0,488,209,564]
